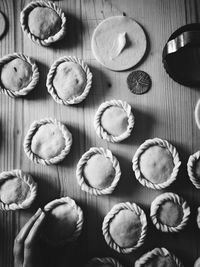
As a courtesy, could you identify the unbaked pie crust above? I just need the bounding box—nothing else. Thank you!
[43,196,84,246]
[94,99,134,143]
[150,192,190,233]
[24,118,72,165]
[102,202,147,254]
[76,147,121,196]
[46,56,92,105]
[0,53,39,97]
[0,169,37,211]
[132,138,181,189]
[20,1,66,46]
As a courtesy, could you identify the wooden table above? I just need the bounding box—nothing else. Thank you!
[0,0,199,266]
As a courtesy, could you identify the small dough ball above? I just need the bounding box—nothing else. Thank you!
[0,177,30,204]
[1,58,32,91]
[28,7,61,39]
[45,203,78,242]
[31,123,65,159]
[109,209,142,248]
[83,154,115,190]
[53,62,86,101]
[101,106,128,136]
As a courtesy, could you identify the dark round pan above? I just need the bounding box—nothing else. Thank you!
[163,23,200,87]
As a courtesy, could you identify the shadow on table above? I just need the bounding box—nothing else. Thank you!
[25,60,50,101]
[169,142,198,201]
[111,152,138,200]
[50,12,85,51]
[86,64,112,106]
[123,107,155,146]
[58,124,93,169]
[31,171,61,208]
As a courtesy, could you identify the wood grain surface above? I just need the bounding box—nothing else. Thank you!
[0,0,200,266]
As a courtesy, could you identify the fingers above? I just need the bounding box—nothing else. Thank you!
[24,211,46,250]
[13,250,23,267]
[16,208,42,245]
[23,211,46,266]
[13,208,42,266]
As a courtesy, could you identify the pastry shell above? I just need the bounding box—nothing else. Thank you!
[187,151,200,189]
[20,1,66,46]
[76,147,121,196]
[135,247,184,267]
[24,118,72,165]
[0,53,39,97]
[150,192,190,233]
[46,56,92,105]
[43,196,84,246]
[132,137,181,189]
[94,99,134,143]
[86,257,123,267]
[0,169,37,211]
[102,202,147,254]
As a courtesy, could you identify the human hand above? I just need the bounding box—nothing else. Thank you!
[13,208,46,267]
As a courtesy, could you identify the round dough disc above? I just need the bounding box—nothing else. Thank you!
[0,11,6,38]
[91,15,147,71]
